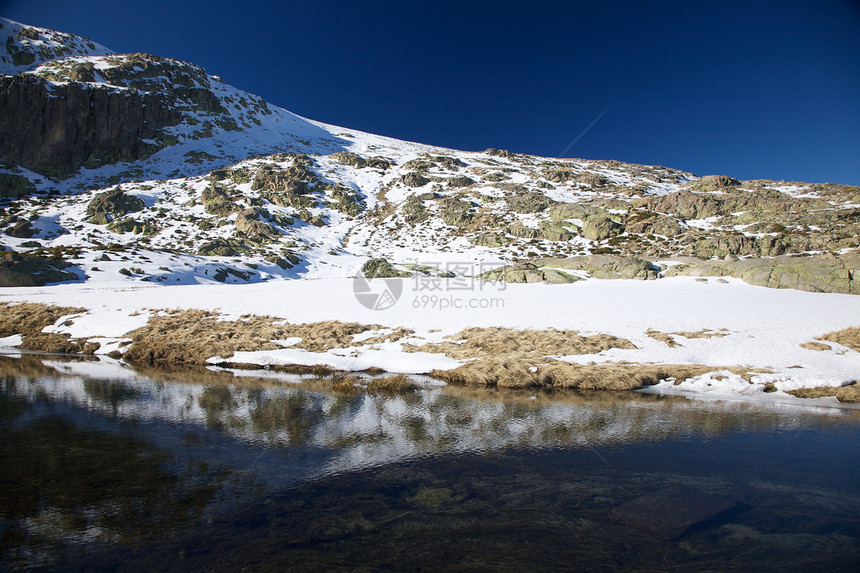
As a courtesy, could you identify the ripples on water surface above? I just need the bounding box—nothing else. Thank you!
[1,355,858,571]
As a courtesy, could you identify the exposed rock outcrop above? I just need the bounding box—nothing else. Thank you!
[540,255,660,280]
[0,73,181,177]
[86,188,145,224]
[0,251,80,286]
[663,253,859,294]
[477,262,580,284]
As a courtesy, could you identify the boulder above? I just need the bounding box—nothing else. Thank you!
[581,215,622,240]
[537,255,660,280]
[0,172,35,198]
[360,258,409,278]
[401,172,430,187]
[0,251,80,286]
[663,253,859,294]
[86,188,145,224]
[477,262,580,284]
[235,209,280,243]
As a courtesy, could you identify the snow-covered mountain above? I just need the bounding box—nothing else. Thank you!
[1,17,858,292]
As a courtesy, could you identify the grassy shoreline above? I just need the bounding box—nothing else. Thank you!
[1,302,857,402]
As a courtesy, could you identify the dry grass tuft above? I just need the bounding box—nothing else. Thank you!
[800,341,831,352]
[817,326,860,352]
[787,382,860,403]
[0,302,95,354]
[122,309,412,366]
[429,358,761,391]
[331,374,363,395]
[329,373,416,394]
[404,326,636,360]
[646,328,728,347]
[646,329,680,347]
[365,373,416,393]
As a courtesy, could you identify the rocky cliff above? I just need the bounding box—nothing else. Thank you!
[0,73,181,177]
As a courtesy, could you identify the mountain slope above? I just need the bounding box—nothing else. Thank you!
[0,17,858,293]
[1,17,112,75]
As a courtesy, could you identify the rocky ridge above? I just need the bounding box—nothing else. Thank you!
[0,17,858,294]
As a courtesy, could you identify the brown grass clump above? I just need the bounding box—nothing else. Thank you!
[429,358,762,391]
[800,341,831,351]
[329,373,416,395]
[646,329,680,348]
[365,373,416,393]
[787,382,860,403]
[817,326,860,352]
[122,309,412,366]
[330,374,363,395]
[404,326,636,360]
[646,328,728,348]
[0,302,96,354]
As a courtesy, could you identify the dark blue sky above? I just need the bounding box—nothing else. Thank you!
[4,0,860,184]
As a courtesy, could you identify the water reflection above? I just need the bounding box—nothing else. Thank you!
[1,355,859,570]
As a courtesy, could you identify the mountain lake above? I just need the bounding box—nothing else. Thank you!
[1,355,858,571]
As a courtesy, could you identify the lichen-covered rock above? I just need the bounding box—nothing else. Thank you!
[201,186,234,215]
[212,266,252,283]
[472,233,511,247]
[640,190,727,220]
[478,262,580,284]
[402,195,429,223]
[197,238,248,257]
[330,151,366,168]
[663,253,859,294]
[506,224,542,239]
[235,209,280,243]
[439,197,475,226]
[538,220,573,241]
[326,185,364,216]
[581,215,622,241]
[539,255,660,280]
[684,174,741,191]
[576,172,608,187]
[252,161,318,192]
[106,218,159,235]
[360,258,409,278]
[504,190,551,213]
[447,175,475,188]
[549,203,595,221]
[624,210,682,236]
[330,151,391,171]
[86,188,145,224]
[684,232,790,258]
[544,168,577,182]
[401,171,430,187]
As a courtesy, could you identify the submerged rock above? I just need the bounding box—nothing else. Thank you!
[609,485,737,540]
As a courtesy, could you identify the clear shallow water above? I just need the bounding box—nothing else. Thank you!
[1,356,858,571]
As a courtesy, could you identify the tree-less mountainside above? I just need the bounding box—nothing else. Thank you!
[0,17,857,293]
[1,18,859,403]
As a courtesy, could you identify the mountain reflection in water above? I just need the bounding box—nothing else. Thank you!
[1,355,858,571]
